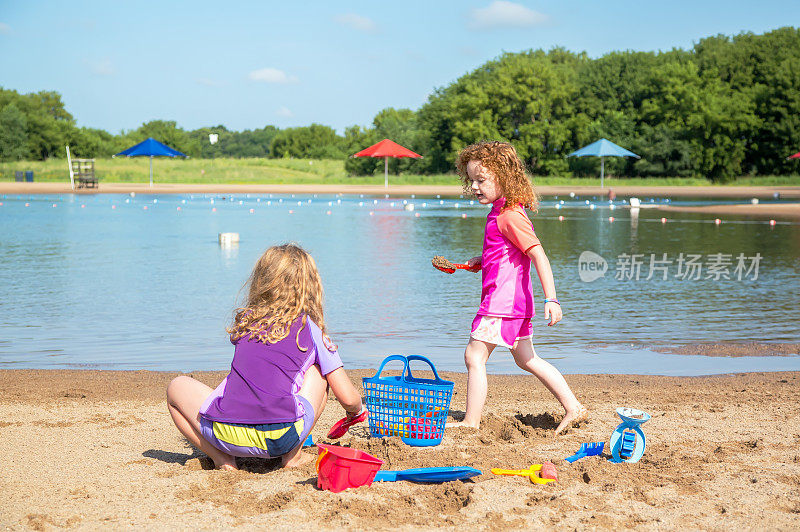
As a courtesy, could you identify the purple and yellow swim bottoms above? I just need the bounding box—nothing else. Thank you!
[199,396,314,459]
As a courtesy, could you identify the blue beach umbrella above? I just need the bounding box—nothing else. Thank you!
[568,138,640,189]
[113,137,189,187]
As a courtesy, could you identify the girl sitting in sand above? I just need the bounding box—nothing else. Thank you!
[450,141,587,435]
[167,244,364,469]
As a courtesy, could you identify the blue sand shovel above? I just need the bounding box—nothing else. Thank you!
[302,435,315,448]
[373,467,481,483]
[565,442,605,463]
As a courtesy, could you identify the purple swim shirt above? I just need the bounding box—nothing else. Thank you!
[200,315,343,424]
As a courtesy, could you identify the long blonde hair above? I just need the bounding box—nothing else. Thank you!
[456,141,539,212]
[227,244,327,349]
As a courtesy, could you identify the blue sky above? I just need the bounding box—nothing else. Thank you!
[0,1,796,134]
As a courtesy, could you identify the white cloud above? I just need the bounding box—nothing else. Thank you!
[86,58,114,76]
[276,106,293,118]
[0,22,11,35]
[468,1,549,30]
[248,68,298,84]
[334,13,377,33]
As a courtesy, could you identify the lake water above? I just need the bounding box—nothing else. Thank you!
[1,191,798,376]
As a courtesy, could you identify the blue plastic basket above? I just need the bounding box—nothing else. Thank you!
[362,355,453,447]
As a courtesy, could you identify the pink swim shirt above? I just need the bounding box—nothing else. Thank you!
[478,198,541,318]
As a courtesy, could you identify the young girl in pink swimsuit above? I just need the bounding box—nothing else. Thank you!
[452,141,587,435]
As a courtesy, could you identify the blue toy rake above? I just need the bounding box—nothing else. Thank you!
[565,442,604,463]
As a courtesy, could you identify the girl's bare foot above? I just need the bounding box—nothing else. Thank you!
[281,450,315,468]
[217,462,238,471]
[554,404,588,435]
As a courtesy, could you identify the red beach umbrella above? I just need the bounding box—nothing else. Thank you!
[352,139,422,188]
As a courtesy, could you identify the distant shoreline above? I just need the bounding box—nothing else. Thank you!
[2,181,800,199]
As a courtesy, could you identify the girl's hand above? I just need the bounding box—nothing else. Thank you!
[544,302,562,326]
[466,256,482,269]
[346,403,366,420]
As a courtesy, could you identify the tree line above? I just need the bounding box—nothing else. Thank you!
[1,27,799,180]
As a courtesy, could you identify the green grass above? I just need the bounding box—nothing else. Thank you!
[1,157,799,187]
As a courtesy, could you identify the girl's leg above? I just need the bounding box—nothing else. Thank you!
[166,376,237,470]
[281,364,328,468]
[458,338,495,428]
[510,340,587,435]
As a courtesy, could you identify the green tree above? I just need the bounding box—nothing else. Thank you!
[270,124,344,158]
[0,103,28,161]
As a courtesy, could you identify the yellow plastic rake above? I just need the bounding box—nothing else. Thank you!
[491,464,555,484]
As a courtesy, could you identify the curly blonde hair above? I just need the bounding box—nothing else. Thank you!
[455,141,539,212]
[227,244,328,350]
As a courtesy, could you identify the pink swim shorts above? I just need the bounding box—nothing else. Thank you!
[470,315,532,348]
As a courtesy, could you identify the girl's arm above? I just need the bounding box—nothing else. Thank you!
[325,367,364,417]
[528,245,562,326]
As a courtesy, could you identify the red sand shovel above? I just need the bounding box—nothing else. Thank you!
[432,255,481,274]
[327,408,368,439]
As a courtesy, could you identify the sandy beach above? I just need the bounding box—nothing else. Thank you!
[2,369,798,530]
[2,181,800,200]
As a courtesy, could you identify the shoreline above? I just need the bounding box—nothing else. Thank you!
[2,369,798,529]
[2,181,800,199]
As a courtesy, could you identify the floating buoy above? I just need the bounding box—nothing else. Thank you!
[461,213,467,219]
[153,199,158,204]
[249,208,254,213]
[112,205,116,210]
[751,198,759,205]
[326,210,332,215]
[390,202,395,207]
[288,209,294,214]
[181,199,186,204]
[769,219,776,226]
[569,192,575,198]
[589,204,596,210]
[219,232,239,246]
[130,192,135,198]
[558,215,564,221]
[404,204,414,211]
[369,211,374,216]
[25,203,30,207]
[422,202,427,207]
[661,217,667,223]
[609,204,616,211]
[240,200,244,205]
[177,207,181,211]
[81,204,85,208]
[411,194,415,198]
[555,204,561,210]
[714,218,721,225]
[52,204,57,208]
[585,200,590,205]
[415,213,420,218]
[143,206,148,210]
[608,216,614,222]
[454,203,459,208]
[211,207,216,212]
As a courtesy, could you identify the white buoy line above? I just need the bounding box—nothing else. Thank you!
[2,194,792,226]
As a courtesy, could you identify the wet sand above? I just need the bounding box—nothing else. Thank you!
[2,181,800,200]
[2,369,799,530]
